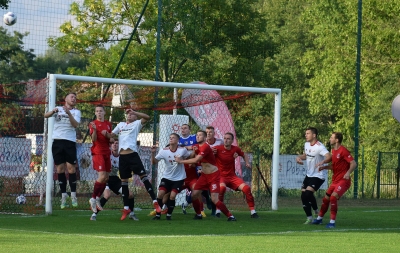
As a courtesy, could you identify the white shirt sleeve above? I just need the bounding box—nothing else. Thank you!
[112,123,120,135]
[154,149,163,161]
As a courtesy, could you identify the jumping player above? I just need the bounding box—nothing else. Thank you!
[312,132,357,228]
[90,141,137,221]
[214,132,259,218]
[44,92,81,209]
[106,109,161,220]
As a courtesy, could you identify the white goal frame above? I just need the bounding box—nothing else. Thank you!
[45,74,281,214]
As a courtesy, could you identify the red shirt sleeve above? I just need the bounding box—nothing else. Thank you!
[342,147,354,163]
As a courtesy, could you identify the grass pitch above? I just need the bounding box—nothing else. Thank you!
[0,198,399,253]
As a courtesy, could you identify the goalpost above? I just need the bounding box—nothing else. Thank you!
[45,74,281,214]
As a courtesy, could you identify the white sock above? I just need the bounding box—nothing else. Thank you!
[216,209,221,214]
[317,216,323,220]
[124,206,129,210]
[307,216,313,220]
[330,219,335,224]
[61,193,68,199]
[251,210,256,215]
[71,192,76,198]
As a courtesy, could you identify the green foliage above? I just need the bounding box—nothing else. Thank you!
[0,0,11,9]
[0,27,35,84]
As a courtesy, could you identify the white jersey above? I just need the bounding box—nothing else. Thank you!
[52,106,81,142]
[304,141,329,180]
[155,146,189,181]
[110,153,119,177]
[112,120,142,153]
[207,138,223,148]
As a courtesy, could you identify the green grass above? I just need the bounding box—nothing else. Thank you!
[0,199,400,253]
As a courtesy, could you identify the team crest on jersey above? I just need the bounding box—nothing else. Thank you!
[211,184,217,190]
[337,154,341,158]
[190,141,193,144]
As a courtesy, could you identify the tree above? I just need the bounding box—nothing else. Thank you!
[0,0,11,9]
[0,27,35,84]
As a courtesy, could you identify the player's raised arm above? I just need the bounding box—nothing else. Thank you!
[151,145,159,165]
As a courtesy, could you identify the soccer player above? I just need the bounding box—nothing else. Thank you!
[90,141,138,221]
[151,133,190,220]
[214,132,259,218]
[175,130,237,221]
[312,132,357,228]
[107,109,161,220]
[205,125,223,147]
[44,92,81,209]
[205,125,223,215]
[178,124,197,148]
[296,127,332,224]
[88,105,113,213]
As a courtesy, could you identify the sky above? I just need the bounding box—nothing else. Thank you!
[2,0,79,56]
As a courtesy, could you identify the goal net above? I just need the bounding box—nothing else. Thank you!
[0,74,281,215]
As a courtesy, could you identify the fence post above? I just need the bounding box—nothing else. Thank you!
[376,151,381,199]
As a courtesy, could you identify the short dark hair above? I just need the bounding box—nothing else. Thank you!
[306,127,318,136]
[182,124,191,130]
[65,92,77,98]
[95,104,105,110]
[170,133,180,139]
[225,132,234,140]
[332,132,343,143]
[197,130,207,137]
[206,125,215,130]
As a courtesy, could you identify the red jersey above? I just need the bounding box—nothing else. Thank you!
[331,145,354,183]
[193,143,216,166]
[214,145,244,177]
[89,119,112,155]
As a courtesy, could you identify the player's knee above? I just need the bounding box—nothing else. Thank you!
[301,191,307,201]
[322,196,330,205]
[304,190,314,200]
[242,184,251,194]
[330,194,339,201]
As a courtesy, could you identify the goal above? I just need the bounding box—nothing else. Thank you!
[0,74,281,214]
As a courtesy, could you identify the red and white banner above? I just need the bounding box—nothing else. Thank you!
[181,82,243,177]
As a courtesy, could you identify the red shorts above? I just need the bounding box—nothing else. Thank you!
[182,177,198,191]
[194,170,220,193]
[92,154,111,173]
[326,179,351,198]
[220,175,245,190]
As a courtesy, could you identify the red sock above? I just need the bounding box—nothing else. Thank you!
[330,196,338,220]
[242,185,255,210]
[192,198,202,215]
[98,182,106,198]
[319,197,330,217]
[92,181,105,199]
[215,201,232,217]
[219,185,226,202]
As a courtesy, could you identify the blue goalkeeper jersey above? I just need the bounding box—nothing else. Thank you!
[179,134,197,147]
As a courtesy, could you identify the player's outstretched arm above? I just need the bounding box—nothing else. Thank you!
[175,154,203,164]
[150,145,159,165]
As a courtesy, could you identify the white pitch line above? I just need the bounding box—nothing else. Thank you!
[0,227,399,239]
